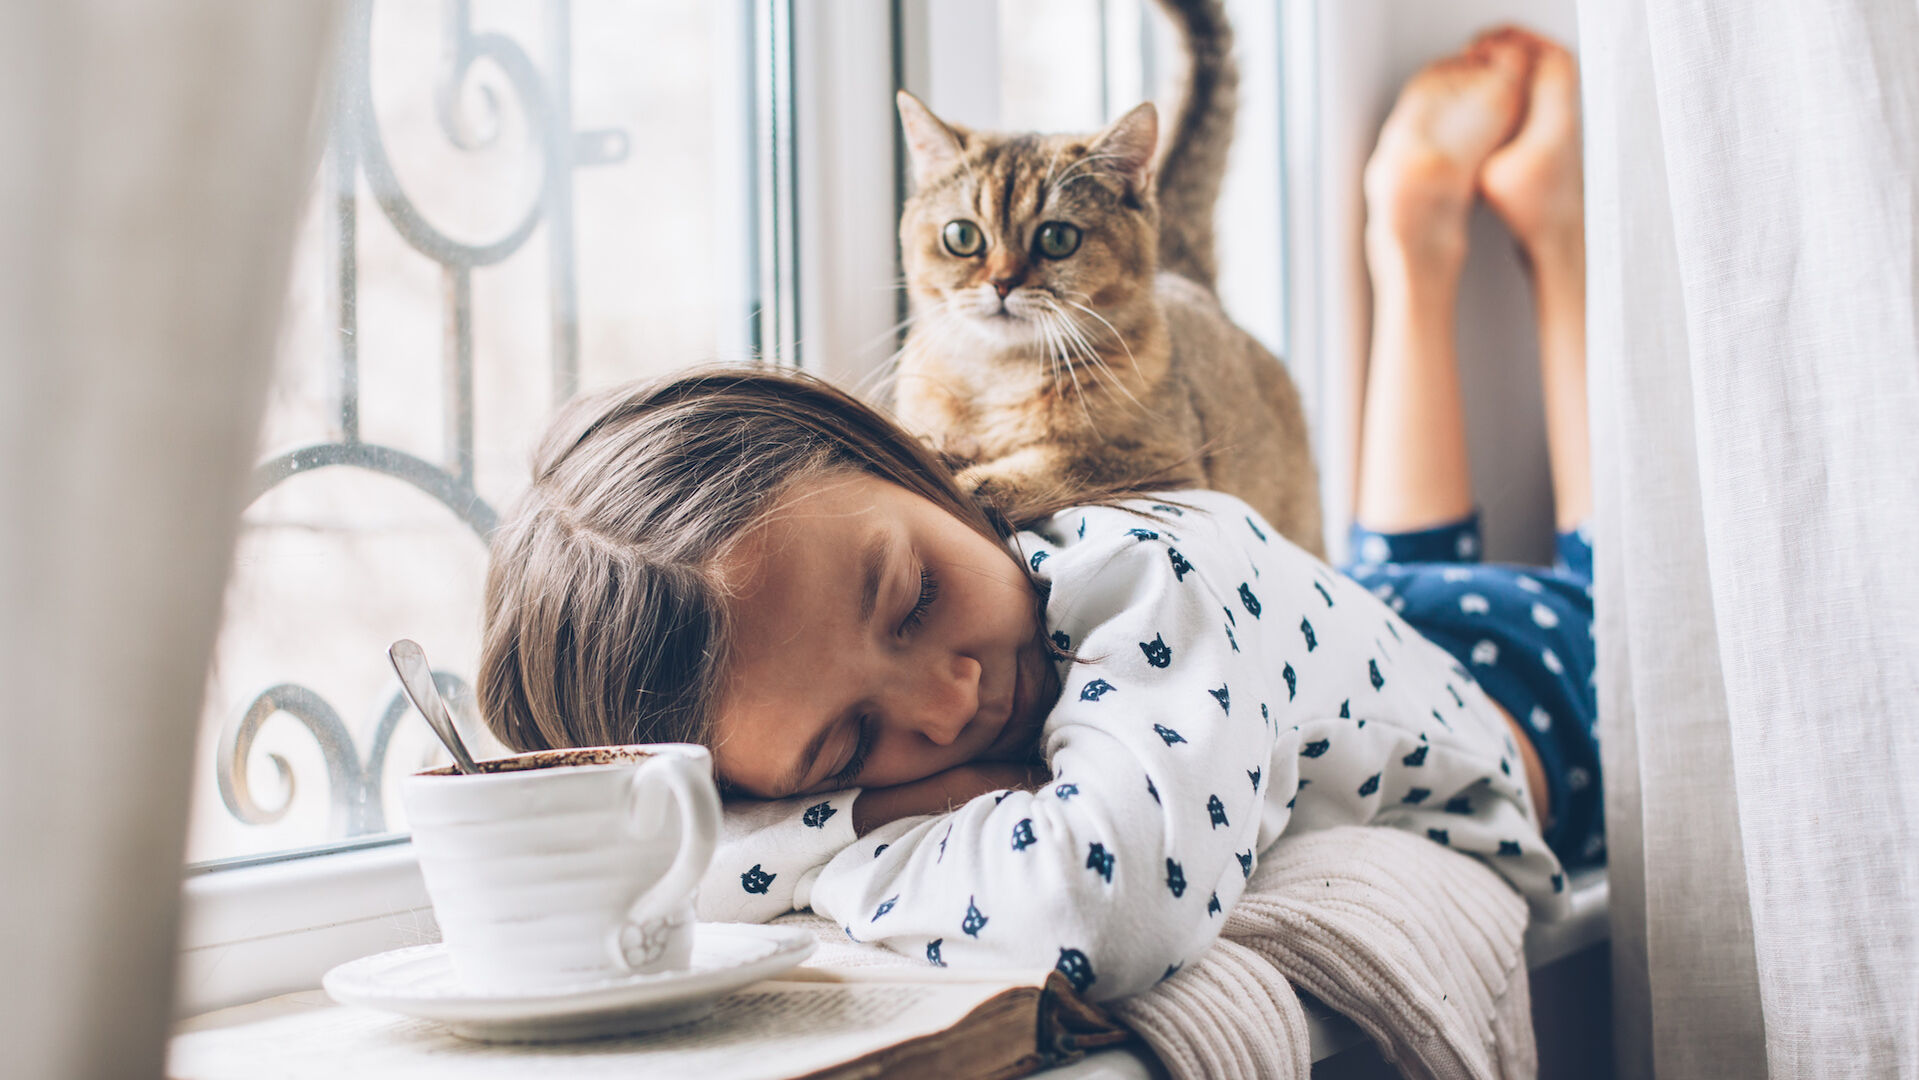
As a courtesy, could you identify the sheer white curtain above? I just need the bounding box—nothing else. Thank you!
[1579,0,1919,1075]
[0,3,339,1077]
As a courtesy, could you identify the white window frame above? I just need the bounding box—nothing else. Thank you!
[790,0,906,386]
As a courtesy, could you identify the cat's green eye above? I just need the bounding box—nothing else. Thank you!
[942,220,985,257]
[1035,221,1082,259]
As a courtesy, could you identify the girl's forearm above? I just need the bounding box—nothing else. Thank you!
[851,762,1048,836]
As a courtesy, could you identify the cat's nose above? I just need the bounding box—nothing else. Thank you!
[989,265,1026,299]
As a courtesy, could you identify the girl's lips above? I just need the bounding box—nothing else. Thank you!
[974,667,1020,760]
[1009,655,1028,730]
[983,635,1053,762]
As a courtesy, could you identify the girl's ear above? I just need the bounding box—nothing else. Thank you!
[897,90,969,188]
[1088,101,1159,194]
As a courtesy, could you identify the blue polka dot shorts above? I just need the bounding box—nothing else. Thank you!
[1344,514,1604,867]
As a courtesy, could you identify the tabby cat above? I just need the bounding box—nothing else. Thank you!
[890,0,1324,555]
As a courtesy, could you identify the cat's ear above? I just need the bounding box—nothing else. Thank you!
[897,90,969,187]
[1089,101,1159,193]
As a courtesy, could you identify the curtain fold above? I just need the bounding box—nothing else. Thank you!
[1579,0,1919,1075]
[0,3,340,1077]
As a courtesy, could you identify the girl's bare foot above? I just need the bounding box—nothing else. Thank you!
[1357,35,1534,533]
[1364,31,1537,268]
[1480,31,1583,261]
[1477,29,1591,531]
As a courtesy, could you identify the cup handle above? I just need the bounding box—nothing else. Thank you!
[610,748,722,973]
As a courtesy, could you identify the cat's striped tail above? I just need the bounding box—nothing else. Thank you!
[1151,0,1236,292]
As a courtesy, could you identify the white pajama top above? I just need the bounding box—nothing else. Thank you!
[696,490,1568,1002]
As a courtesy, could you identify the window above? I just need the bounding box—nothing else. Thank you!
[178,0,1313,1016]
[189,0,1307,855]
[189,0,1300,868]
[180,0,1308,1006]
[189,0,766,865]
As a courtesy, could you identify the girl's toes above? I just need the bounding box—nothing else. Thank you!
[1480,34,1583,253]
[1468,26,1542,83]
[1364,37,1535,259]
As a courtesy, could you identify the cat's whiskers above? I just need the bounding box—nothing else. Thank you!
[1029,294,1093,370]
[861,342,914,401]
[1056,294,1150,412]
[1060,320,1136,412]
[860,308,930,360]
[861,297,962,399]
[1022,303,1060,400]
[1034,297,1097,375]
[1029,306,1066,399]
[873,329,958,402]
[1034,306,1098,433]
[1039,316,1069,410]
[1055,317,1105,434]
[1032,294,1146,413]
[1059,292,1139,367]
[861,348,911,401]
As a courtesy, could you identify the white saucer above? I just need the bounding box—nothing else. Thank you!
[322,922,816,1042]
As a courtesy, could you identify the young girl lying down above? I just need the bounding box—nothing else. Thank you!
[475,366,1574,1003]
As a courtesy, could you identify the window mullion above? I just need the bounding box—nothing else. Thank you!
[789,0,906,387]
[752,0,801,368]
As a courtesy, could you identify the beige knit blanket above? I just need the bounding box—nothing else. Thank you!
[777,825,1535,1080]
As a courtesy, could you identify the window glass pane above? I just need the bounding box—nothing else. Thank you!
[187,0,754,864]
[998,0,1123,134]
[1210,0,1286,356]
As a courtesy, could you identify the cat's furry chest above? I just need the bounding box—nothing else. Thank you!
[893,272,1325,556]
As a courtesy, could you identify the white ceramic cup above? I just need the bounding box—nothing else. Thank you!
[402,743,722,991]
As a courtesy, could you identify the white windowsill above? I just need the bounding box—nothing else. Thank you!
[177,835,1608,1073]
[176,839,436,1017]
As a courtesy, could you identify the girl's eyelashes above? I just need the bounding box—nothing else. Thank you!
[821,561,934,791]
[831,716,874,787]
[902,563,940,631]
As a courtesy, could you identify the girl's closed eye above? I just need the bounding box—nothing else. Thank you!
[902,564,940,631]
[832,715,874,787]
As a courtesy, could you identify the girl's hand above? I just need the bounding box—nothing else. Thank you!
[852,761,1050,836]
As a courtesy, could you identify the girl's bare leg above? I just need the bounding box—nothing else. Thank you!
[1357,33,1537,534]
[1481,35,1590,531]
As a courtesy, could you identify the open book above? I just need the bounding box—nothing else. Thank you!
[168,965,1131,1080]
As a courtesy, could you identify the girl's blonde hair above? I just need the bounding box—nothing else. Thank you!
[479,367,1043,759]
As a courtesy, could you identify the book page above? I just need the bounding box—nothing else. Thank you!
[168,977,1040,1080]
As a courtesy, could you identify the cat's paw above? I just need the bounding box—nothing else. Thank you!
[955,463,1033,513]
[955,447,1081,514]
[955,462,1004,499]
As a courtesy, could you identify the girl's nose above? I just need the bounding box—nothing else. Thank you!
[888,652,980,745]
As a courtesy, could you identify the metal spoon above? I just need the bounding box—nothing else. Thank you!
[388,638,480,775]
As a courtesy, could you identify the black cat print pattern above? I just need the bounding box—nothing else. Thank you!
[704,492,1571,1002]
